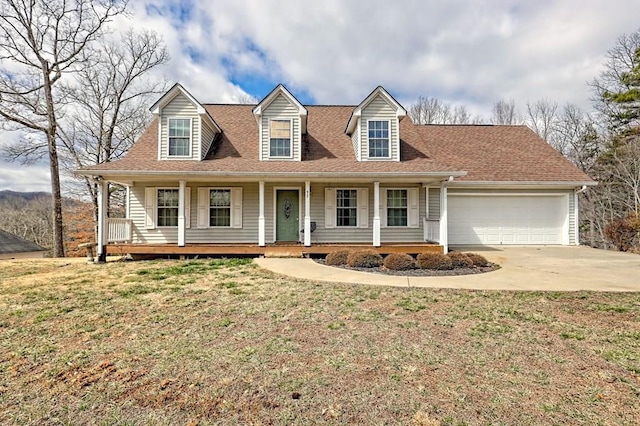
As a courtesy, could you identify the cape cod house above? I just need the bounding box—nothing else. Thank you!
[76,84,595,260]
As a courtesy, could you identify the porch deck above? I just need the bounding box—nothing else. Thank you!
[106,242,443,258]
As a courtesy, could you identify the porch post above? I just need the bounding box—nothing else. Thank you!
[178,180,186,247]
[373,181,381,247]
[304,181,311,247]
[96,180,108,263]
[439,182,448,253]
[258,181,265,246]
[125,185,130,219]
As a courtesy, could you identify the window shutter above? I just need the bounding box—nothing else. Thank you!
[357,188,369,228]
[231,187,243,228]
[380,189,387,227]
[324,188,335,228]
[197,188,209,228]
[145,187,156,229]
[185,187,191,229]
[408,188,419,228]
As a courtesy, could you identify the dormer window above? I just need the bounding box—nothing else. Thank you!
[168,118,191,156]
[270,119,292,158]
[368,120,390,158]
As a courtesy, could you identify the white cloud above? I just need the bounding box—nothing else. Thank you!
[128,0,640,114]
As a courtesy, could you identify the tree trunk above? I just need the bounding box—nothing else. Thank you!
[43,64,65,257]
[47,130,65,257]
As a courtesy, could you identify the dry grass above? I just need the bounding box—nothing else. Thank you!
[1,258,639,425]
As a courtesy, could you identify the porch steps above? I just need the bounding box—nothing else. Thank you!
[263,250,304,258]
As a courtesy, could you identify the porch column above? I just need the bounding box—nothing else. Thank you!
[125,185,130,219]
[304,181,311,247]
[258,181,265,246]
[439,182,448,253]
[178,180,186,247]
[373,181,381,247]
[96,180,108,263]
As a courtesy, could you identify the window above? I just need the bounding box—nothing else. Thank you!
[270,119,291,157]
[368,120,389,158]
[387,189,407,226]
[209,189,231,227]
[336,189,358,227]
[168,118,191,156]
[157,189,179,227]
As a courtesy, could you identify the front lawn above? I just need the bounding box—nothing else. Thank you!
[0,258,638,425]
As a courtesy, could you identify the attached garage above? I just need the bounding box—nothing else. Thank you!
[448,193,570,245]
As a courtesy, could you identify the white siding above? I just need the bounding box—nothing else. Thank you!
[569,191,576,245]
[129,182,259,244]
[351,120,361,160]
[428,187,441,219]
[159,92,200,160]
[360,95,400,161]
[200,119,217,160]
[261,94,301,161]
[311,183,425,243]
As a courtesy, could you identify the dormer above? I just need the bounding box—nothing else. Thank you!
[253,85,308,161]
[150,83,222,161]
[345,86,407,162]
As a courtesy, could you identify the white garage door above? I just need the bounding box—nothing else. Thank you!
[448,195,568,245]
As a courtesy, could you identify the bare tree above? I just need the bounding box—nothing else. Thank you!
[409,96,473,124]
[491,99,519,125]
[57,29,169,225]
[525,99,559,144]
[0,0,126,257]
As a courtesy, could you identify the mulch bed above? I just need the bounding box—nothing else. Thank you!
[313,258,500,276]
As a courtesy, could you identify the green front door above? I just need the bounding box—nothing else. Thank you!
[276,190,299,241]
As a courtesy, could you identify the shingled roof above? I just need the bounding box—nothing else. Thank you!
[0,229,46,255]
[79,104,594,184]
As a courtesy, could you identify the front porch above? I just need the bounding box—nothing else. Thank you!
[106,242,443,258]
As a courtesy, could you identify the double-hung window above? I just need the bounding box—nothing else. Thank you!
[368,120,389,158]
[157,189,179,227]
[386,189,408,227]
[209,189,231,227]
[168,118,191,156]
[336,189,358,227]
[270,119,291,157]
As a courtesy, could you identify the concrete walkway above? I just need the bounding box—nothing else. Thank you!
[254,246,640,292]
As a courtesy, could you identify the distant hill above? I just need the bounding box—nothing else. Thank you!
[0,190,50,202]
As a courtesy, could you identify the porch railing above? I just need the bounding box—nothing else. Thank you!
[423,218,440,243]
[107,218,132,243]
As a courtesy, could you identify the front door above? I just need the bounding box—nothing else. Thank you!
[276,190,299,241]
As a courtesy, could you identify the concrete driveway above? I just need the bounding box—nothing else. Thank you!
[254,246,640,292]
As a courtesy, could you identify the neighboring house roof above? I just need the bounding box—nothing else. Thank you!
[0,229,46,254]
[79,103,594,184]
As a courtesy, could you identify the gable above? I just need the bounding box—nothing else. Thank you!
[253,85,308,161]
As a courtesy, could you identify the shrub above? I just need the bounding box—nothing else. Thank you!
[346,250,383,268]
[447,251,473,268]
[604,213,640,252]
[326,250,350,266]
[383,253,416,270]
[416,252,453,270]
[465,252,489,267]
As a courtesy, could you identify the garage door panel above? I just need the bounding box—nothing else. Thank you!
[448,195,566,245]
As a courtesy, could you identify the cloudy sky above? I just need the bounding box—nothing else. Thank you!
[1,0,640,192]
